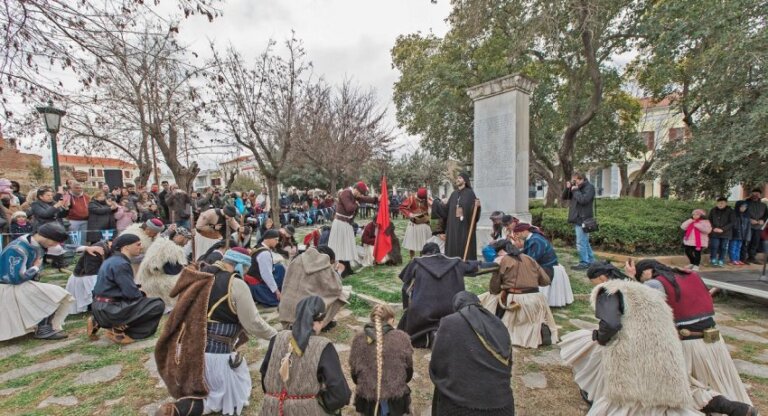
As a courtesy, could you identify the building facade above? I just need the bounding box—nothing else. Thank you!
[58,155,139,190]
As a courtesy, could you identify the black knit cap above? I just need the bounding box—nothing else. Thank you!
[262,229,280,240]
[223,204,237,217]
[112,233,141,252]
[37,223,69,243]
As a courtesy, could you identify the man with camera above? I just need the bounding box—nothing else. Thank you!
[562,172,596,270]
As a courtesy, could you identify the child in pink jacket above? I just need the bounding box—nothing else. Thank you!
[680,209,712,271]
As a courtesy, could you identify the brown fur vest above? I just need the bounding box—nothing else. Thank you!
[154,266,213,399]
[349,328,413,401]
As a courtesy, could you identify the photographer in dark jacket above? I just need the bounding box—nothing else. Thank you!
[30,188,68,229]
[561,172,595,270]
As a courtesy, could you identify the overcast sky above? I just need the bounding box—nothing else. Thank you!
[26,1,453,168]
[182,0,453,160]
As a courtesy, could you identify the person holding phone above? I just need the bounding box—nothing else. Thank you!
[562,172,596,270]
[66,182,90,246]
[30,188,68,229]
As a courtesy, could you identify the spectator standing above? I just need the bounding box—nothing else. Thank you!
[66,182,90,246]
[708,197,735,267]
[158,181,170,221]
[744,188,767,264]
[165,186,192,229]
[680,209,712,271]
[30,188,68,229]
[114,198,138,233]
[9,181,24,205]
[731,201,752,265]
[561,172,596,270]
[87,191,118,244]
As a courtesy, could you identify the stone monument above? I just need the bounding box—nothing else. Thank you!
[466,74,536,252]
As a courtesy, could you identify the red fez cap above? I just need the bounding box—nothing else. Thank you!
[417,188,427,199]
[355,181,369,195]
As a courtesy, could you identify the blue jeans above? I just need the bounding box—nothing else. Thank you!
[709,237,729,262]
[248,264,285,307]
[729,240,743,262]
[574,225,595,264]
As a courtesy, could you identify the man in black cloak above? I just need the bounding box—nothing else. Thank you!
[430,291,514,415]
[397,243,479,348]
[440,172,481,260]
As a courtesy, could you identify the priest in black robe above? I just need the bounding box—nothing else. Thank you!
[442,172,481,260]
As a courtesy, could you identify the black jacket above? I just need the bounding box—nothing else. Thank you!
[87,200,116,243]
[708,206,735,239]
[30,200,66,229]
[745,199,768,230]
[562,180,596,225]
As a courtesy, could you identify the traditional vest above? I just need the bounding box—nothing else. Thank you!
[205,264,243,354]
[261,330,330,416]
[590,280,693,409]
[244,246,271,286]
[656,272,715,324]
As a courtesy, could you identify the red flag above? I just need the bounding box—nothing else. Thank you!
[373,176,392,263]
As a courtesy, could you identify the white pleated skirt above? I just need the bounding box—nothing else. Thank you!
[479,291,559,349]
[328,219,356,261]
[65,274,98,314]
[0,281,74,341]
[203,352,251,416]
[403,222,432,252]
[588,397,704,416]
[195,234,219,262]
[681,338,752,405]
[539,265,574,307]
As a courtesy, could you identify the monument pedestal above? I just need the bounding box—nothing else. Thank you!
[467,74,536,253]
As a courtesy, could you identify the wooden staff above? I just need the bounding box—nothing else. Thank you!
[463,200,480,261]
[189,205,197,262]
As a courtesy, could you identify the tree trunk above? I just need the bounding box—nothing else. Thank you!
[267,176,281,227]
[545,179,564,207]
[618,163,630,197]
[329,177,338,195]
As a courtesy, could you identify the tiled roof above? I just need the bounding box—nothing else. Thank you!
[59,154,137,169]
[637,96,674,109]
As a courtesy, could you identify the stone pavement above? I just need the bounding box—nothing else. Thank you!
[0,285,766,414]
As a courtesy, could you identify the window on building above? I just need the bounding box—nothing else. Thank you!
[96,169,103,177]
[211,178,221,186]
[92,181,97,187]
[640,131,655,150]
[124,170,132,178]
[668,127,686,141]
[89,168,95,176]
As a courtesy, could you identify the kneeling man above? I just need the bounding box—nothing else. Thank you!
[479,240,558,348]
[89,234,165,345]
[0,223,74,340]
[278,245,349,330]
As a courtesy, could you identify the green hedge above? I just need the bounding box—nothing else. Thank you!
[530,198,715,255]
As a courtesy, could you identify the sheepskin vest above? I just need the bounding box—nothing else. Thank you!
[349,328,412,401]
[135,237,188,306]
[590,280,693,409]
[121,223,154,254]
[261,330,329,416]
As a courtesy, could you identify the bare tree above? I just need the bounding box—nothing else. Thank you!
[296,79,394,192]
[0,0,221,118]
[207,36,311,223]
[59,19,204,190]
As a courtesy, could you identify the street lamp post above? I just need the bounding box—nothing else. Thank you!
[36,100,66,189]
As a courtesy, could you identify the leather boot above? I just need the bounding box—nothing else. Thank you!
[703,395,759,416]
[87,316,100,341]
[155,398,204,416]
[105,326,134,345]
[34,315,67,340]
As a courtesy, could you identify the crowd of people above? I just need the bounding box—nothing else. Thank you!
[0,172,765,416]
